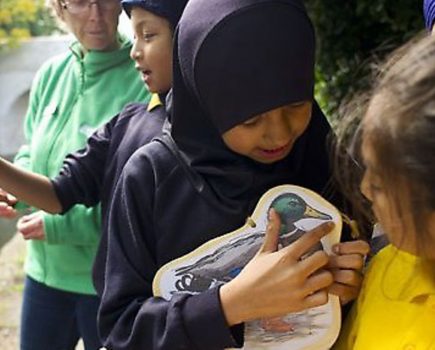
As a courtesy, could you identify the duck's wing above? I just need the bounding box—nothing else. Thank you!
[174,231,265,278]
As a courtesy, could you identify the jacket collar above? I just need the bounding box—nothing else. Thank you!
[69,33,132,77]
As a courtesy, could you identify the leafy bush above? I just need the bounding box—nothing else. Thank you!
[0,0,59,50]
[306,0,424,118]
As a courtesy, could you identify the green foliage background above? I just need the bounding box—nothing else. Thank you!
[0,0,426,115]
[306,0,424,119]
[0,0,58,50]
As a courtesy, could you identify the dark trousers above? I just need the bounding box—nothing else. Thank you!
[20,276,102,350]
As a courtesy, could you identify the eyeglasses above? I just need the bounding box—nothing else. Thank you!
[59,0,119,15]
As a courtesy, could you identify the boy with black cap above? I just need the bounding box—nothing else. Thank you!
[0,0,188,295]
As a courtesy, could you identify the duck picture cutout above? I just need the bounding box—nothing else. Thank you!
[153,185,342,350]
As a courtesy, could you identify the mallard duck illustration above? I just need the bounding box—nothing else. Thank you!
[174,193,332,293]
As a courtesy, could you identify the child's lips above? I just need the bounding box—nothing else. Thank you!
[257,142,291,159]
[139,70,151,83]
[135,65,150,76]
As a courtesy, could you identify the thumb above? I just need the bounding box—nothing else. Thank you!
[259,208,280,254]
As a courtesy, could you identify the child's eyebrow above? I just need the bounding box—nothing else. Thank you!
[133,19,153,30]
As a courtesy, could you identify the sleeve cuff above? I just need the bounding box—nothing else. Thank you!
[14,201,30,211]
[51,177,74,214]
[183,287,244,349]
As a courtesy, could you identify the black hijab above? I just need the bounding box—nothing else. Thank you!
[162,0,333,207]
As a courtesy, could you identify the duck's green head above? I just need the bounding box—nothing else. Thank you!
[270,193,332,234]
[271,194,305,220]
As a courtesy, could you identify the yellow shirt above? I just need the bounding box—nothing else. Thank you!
[333,244,435,350]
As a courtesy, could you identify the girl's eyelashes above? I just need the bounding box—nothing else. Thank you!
[242,115,262,127]
[240,102,308,127]
[133,30,157,42]
[143,32,157,42]
[369,182,383,194]
[367,175,383,196]
[289,101,305,107]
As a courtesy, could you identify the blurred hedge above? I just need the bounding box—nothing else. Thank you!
[306,0,424,119]
[0,0,58,50]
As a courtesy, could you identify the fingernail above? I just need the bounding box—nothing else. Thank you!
[332,244,340,254]
[325,221,335,229]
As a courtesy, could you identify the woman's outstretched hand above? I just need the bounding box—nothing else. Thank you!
[220,209,334,326]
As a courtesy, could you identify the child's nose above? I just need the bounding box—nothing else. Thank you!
[265,113,291,143]
[130,43,142,61]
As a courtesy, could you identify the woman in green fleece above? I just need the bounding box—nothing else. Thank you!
[10,1,147,349]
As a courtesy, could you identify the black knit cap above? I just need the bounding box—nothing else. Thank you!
[121,0,188,29]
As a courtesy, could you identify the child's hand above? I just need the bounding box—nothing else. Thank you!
[0,188,18,219]
[220,209,334,326]
[328,240,370,305]
[16,211,46,240]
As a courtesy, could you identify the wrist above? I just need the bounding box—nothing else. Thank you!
[219,281,245,326]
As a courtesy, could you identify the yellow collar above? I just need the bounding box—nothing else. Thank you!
[147,93,162,112]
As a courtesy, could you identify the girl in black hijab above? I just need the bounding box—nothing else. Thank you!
[98,0,369,348]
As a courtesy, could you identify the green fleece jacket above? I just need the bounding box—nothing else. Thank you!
[14,35,148,295]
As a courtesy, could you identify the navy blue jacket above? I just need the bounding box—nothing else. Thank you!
[51,98,166,292]
[97,113,340,349]
[98,138,258,350]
